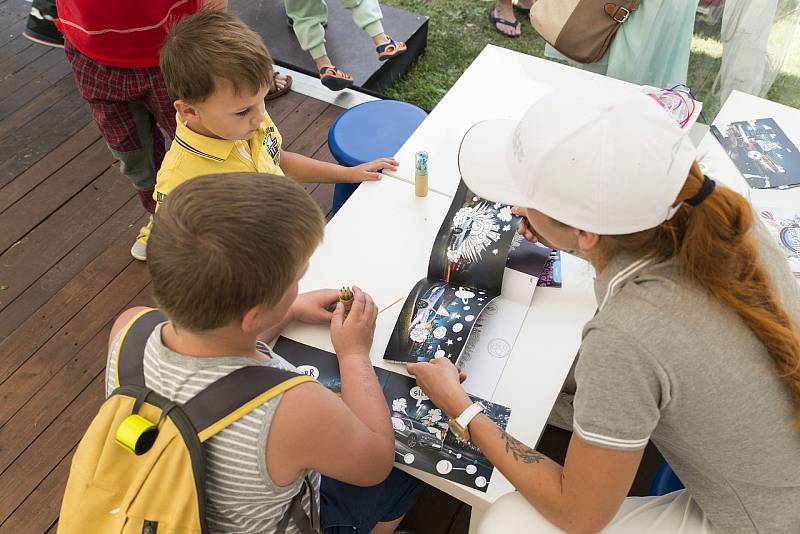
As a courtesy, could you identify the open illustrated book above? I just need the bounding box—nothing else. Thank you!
[711,118,800,190]
[274,180,555,491]
[273,337,512,492]
[383,180,552,365]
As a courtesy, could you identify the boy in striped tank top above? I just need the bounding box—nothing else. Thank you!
[107,173,420,533]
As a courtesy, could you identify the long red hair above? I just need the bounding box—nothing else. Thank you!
[598,161,800,425]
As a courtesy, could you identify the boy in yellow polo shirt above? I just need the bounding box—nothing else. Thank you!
[131,10,398,260]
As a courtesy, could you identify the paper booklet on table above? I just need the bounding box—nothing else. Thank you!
[640,85,702,132]
[273,337,512,493]
[711,118,800,190]
[383,180,552,367]
[755,207,800,277]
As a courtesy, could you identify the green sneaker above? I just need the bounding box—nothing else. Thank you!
[130,218,152,261]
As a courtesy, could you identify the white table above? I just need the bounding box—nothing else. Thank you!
[283,45,604,531]
[700,91,800,290]
[282,47,796,532]
[281,177,596,513]
[699,90,800,210]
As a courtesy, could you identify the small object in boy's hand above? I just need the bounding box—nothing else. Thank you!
[415,150,429,197]
[339,287,354,315]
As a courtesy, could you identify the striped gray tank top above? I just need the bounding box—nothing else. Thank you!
[106,322,320,534]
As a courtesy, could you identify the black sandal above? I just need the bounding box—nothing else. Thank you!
[488,8,521,37]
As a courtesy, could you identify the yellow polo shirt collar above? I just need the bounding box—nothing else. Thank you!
[173,114,236,162]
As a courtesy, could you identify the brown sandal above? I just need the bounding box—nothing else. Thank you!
[266,72,293,101]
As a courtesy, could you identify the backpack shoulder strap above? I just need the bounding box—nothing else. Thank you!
[183,356,319,533]
[114,308,166,388]
[183,364,315,442]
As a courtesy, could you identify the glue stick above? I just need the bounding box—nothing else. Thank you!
[415,151,429,197]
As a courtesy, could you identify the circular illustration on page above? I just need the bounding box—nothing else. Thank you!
[487,338,512,358]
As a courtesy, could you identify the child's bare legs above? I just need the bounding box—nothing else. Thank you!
[372,32,391,46]
[314,55,334,71]
[313,32,399,71]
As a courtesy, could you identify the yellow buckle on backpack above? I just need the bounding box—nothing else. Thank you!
[115,414,158,455]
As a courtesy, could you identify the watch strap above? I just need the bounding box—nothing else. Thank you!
[455,402,485,429]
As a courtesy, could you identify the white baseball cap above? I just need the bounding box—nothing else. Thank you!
[457,91,698,235]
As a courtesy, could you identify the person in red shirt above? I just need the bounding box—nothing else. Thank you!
[53,0,291,260]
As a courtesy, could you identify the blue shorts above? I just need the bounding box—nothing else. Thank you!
[321,468,422,533]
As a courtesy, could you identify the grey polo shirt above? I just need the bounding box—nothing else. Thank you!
[573,223,800,534]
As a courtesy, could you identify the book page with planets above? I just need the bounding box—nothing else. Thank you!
[273,337,511,493]
[385,180,551,364]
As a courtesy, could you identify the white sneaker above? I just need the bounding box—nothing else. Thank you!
[130,217,153,261]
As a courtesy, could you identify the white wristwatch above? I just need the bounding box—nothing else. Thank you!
[448,402,485,442]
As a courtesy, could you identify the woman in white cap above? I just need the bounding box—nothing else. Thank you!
[407,92,800,533]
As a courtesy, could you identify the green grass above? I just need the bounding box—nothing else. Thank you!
[382,0,548,111]
[382,0,800,121]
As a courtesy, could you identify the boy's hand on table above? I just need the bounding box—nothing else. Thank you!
[340,157,398,183]
[330,286,377,359]
[407,358,470,418]
[292,289,340,324]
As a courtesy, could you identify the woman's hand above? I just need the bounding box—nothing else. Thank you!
[407,358,471,418]
[291,289,341,324]
[512,206,539,243]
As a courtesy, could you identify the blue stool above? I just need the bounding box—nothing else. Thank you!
[649,460,684,496]
[328,100,427,214]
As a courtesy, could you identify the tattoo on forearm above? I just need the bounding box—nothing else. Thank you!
[500,430,545,464]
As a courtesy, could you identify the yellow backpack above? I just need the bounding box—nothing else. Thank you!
[58,308,319,534]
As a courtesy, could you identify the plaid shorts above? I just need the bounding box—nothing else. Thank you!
[64,40,176,155]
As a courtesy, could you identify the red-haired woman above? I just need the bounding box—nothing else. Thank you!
[410,92,800,533]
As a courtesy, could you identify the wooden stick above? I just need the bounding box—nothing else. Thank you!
[378,297,404,315]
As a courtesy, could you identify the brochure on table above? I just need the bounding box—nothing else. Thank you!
[384,180,551,368]
[640,85,703,132]
[273,337,512,492]
[536,249,562,288]
[460,237,554,399]
[711,118,800,190]
[755,207,800,277]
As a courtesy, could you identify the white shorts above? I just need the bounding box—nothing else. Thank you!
[477,489,715,534]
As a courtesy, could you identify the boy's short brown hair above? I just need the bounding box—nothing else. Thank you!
[160,10,274,103]
[148,173,324,332]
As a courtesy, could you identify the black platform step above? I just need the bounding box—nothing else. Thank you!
[231,0,428,95]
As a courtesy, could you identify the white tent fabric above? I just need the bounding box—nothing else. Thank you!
[716,0,800,104]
